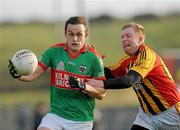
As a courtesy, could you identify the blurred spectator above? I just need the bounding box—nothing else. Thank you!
[33,102,48,130]
[16,104,29,130]
[93,109,105,130]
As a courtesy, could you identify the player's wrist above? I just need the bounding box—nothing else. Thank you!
[78,81,86,90]
[69,76,86,91]
[103,80,107,89]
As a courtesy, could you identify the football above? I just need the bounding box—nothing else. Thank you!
[11,49,38,75]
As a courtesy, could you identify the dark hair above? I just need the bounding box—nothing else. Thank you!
[65,16,88,35]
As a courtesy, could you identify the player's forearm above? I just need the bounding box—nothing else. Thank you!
[104,67,115,79]
[18,75,36,82]
[103,76,132,89]
[104,70,142,89]
[84,84,106,100]
[18,66,44,82]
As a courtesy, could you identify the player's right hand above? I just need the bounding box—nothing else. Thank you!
[8,59,21,79]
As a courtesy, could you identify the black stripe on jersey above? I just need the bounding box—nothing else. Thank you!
[140,49,145,61]
[138,48,146,66]
[139,52,143,63]
[133,87,146,112]
[138,88,157,114]
[143,48,146,60]
[142,48,146,60]
[142,81,167,112]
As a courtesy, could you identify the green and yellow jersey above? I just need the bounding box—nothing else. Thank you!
[38,42,105,121]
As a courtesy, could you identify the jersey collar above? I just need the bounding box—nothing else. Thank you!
[64,43,87,59]
[134,43,145,56]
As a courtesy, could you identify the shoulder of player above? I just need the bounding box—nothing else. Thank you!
[138,43,156,60]
[86,45,101,58]
[142,44,155,53]
[118,55,131,64]
[43,43,65,54]
[49,42,65,49]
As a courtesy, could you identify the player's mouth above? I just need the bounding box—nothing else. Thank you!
[123,44,130,49]
[72,42,78,46]
[71,43,79,47]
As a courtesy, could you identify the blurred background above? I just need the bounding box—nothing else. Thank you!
[0,0,180,130]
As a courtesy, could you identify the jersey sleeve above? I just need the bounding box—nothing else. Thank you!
[130,47,156,78]
[39,48,52,70]
[108,57,128,77]
[92,57,105,80]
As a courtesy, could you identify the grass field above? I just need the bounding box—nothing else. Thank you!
[1,16,180,108]
[0,88,138,108]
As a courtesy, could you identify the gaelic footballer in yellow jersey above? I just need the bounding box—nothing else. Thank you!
[87,22,180,130]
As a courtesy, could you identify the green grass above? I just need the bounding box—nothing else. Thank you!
[0,89,49,107]
[1,16,180,108]
[0,87,138,108]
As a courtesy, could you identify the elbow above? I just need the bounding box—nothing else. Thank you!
[98,96,104,100]
[126,77,134,88]
[18,75,36,82]
[96,93,106,100]
[127,82,133,88]
[96,96,103,100]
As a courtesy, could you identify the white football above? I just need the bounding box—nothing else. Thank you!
[11,49,38,75]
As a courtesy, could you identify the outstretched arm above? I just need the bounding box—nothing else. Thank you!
[104,70,142,89]
[8,60,45,82]
[87,70,142,89]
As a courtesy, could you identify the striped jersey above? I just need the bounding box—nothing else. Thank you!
[109,44,180,115]
[38,42,105,121]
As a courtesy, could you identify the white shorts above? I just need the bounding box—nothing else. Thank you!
[133,106,180,130]
[38,113,93,130]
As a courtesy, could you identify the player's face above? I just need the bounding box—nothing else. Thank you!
[66,24,88,54]
[121,27,141,56]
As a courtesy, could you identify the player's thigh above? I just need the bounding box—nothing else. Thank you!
[64,121,93,130]
[38,113,63,130]
[37,127,51,130]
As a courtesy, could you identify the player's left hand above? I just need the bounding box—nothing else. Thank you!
[68,76,86,91]
[8,59,21,79]
[89,44,106,59]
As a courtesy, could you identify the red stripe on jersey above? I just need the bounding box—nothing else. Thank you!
[49,43,65,48]
[50,68,105,90]
[95,76,106,80]
[51,68,91,90]
[38,61,48,71]
[87,45,101,58]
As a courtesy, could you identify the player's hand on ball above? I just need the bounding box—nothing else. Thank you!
[8,59,21,79]
[68,76,86,91]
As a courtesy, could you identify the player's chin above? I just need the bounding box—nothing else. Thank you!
[123,48,129,55]
[70,47,81,52]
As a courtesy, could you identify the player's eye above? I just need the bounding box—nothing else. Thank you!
[67,32,74,37]
[67,32,83,38]
[126,33,131,38]
[76,33,83,37]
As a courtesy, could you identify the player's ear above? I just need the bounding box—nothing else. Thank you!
[138,35,144,44]
[85,32,88,38]
[64,32,67,37]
